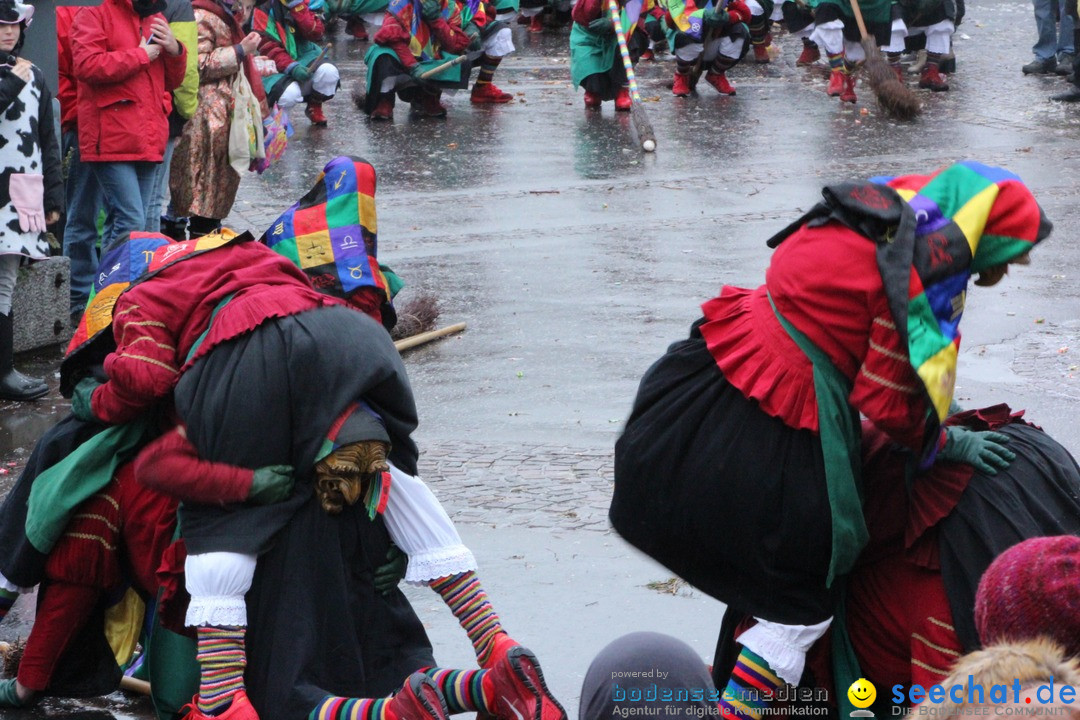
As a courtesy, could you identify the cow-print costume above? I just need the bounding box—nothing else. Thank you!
[0,55,63,259]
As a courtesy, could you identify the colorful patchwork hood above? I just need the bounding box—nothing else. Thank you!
[766,161,1051,461]
[259,156,396,304]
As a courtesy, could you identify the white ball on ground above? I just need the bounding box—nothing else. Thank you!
[643,139,656,152]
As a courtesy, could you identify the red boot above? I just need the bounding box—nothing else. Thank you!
[918,62,949,91]
[346,16,369,40]
[672,71,691,96]
[753,43,770,63]
[370,93,395,120]
[583,90,601,108]
[891,63,904,83]
[614,86,632,111]
[413,90,448,117]
[529,14,544,32]
[826,68,844,96]
[471,82,513,103]
[839,73,857,103]
[705,71,735,95]
[641,48,655,61]
[305,102,328,126]
[796,40,820,66]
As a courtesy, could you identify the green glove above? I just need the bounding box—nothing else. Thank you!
[939,427,1015,475]
[0,678,33,708]
[465,23,482,51]
[374,544,408,594]
[71,377,102,423]
[248,465,295,505]
[289,63,312,83]
[701,8,730,29]
[420,0,443,21]
[588,16,615,34]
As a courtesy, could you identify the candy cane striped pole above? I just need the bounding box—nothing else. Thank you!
[607,0,657,152]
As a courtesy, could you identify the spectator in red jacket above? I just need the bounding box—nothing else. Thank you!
[57,7,110,323]
[70,0,188,248]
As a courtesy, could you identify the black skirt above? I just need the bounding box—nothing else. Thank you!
[939,421,1080,650]
[174,304,419,557]
[612,321,836,626]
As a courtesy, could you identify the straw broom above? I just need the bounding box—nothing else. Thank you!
[848,0,921,120]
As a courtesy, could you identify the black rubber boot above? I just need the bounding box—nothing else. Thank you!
[0,312,48,401]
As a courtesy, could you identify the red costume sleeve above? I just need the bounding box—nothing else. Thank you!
[134,426,254,505]
[429,16,470,53]
[572,0,604,25]
[847,307,934,451]
[287,0,326,41]
[91,294,182,424]
[373,15,419,68]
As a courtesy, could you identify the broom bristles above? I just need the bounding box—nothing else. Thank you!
[351,80,367,112]
[860,37,922,120]
[391,293,441,341]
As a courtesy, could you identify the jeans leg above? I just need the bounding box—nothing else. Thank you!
[145,138,178,233]
[135,161,163,233]
[1035,0,1058,59]
[1060,0,1076,54]
[61,132,105,314]
[92,162,145,248]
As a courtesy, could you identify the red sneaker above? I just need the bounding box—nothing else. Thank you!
[839,73,857,103]
[370,94,395,120]
[672,71,691,96]
[385,673,451,720]
[482,632,520,670]
[583,90,601,108]
[614,86,632,110]
[641,48,655,61]
[796,41,820,66]
[346,16,369,40]
[826,68,844,96]
[705,71,735,95]
[180,691,259,720]
[472,82,514,103]
[529,14,544,32]
[484,646,567,720]
[305,102,328,126]
[918,63,949,91]
[753,43,770,63]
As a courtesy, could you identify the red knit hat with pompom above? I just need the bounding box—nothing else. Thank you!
[974,536,1080,656]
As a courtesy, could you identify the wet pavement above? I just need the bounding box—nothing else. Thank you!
[4,0,1080,715]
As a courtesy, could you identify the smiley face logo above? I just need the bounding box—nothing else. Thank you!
[848,679,877,709]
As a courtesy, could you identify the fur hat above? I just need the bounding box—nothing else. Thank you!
[0,0,33,25]
[974,536,1080,656]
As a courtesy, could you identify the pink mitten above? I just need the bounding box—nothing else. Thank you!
[9,173,45,233]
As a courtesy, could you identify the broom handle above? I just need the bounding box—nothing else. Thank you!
[847,0,870,40]
[608,0,642,103]
[394,322,467,352]
[306,43,331,72]
[419,54,469,80]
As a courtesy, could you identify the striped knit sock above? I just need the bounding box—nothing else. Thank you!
[196,626,247,715]
[843,59,862,75]
[429,572,505,665]
[309,695,392,720]
[826,51,845,70]
[0,590,17,623]
[421,668,492,714]
[719,648,784,720]
[475,54,503,85]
